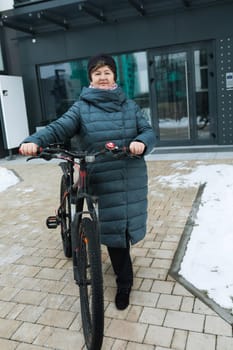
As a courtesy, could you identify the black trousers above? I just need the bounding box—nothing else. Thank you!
[107,244,133,289]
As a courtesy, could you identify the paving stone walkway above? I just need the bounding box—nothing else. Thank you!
[0,156,233,350]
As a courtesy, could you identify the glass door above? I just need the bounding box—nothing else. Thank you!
[194,48,213,141]
[154,51,190,141]
[150,42,216,146]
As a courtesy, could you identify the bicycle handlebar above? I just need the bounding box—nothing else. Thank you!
[26,142,139,163]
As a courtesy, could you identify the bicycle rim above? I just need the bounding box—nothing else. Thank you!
[77,216,104,350]
[60,175,72,258]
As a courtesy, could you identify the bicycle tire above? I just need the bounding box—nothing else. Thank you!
[73,213,104,350]
[60,174,72,258]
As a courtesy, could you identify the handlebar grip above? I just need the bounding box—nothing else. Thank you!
[26,147,54,162]
[37,146,43,155]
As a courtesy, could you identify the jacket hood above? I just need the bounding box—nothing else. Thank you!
[80,86,127,112]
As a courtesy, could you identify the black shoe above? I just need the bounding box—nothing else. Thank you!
[115,287,131,310]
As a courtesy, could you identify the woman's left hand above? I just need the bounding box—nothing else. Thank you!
[129,141,145,155]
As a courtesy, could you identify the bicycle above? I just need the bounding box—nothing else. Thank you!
[27,142,132,350]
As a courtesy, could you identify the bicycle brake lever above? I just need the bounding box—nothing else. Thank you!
[26,151,53,162]
[40,152,54,161]
[26,156,38,162]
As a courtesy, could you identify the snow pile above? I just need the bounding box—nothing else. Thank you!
[156,163,233,309]
[0,166,19,192]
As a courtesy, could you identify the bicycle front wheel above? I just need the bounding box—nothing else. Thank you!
[74,214,104,350]
[60,174,72,258]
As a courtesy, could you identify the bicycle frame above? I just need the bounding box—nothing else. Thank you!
[55,153,97,223]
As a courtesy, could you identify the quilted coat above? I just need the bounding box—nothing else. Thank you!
[24,86,156,248]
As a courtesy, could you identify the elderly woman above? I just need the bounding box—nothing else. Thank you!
[19,53,155,310]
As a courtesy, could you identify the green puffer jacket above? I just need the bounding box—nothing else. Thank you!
[24,86,156,248]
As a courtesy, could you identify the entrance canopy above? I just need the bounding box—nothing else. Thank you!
[0,0,229,36]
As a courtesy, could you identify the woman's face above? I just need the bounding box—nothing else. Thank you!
[90,65,115,89]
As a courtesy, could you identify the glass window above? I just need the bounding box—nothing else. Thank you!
[114,52,151,123]
[38,51,151,125]
[38,59,89,124]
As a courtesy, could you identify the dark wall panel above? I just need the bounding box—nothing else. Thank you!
[216,36,233,144]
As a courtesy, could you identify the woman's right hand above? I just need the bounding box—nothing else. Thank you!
[19,142,39,156]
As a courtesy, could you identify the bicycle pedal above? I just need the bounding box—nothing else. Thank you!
[46,216,59,229]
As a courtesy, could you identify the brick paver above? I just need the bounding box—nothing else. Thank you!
[0,157,233,349]
[186,332,216,350]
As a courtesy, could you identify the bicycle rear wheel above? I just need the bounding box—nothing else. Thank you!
[60,174,72,258]
[73,213,104,350]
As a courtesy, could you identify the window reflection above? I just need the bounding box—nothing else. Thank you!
[39,60,88,124]
[114,52,151,123]
[155,52,190,141]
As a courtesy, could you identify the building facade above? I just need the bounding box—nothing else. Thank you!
[0,0,233,155]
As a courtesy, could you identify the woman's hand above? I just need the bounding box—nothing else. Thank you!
[129,141,145,155]
[19,142,39,156]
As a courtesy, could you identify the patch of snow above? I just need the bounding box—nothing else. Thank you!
[0,166,19,192]
[156,164,233,309]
